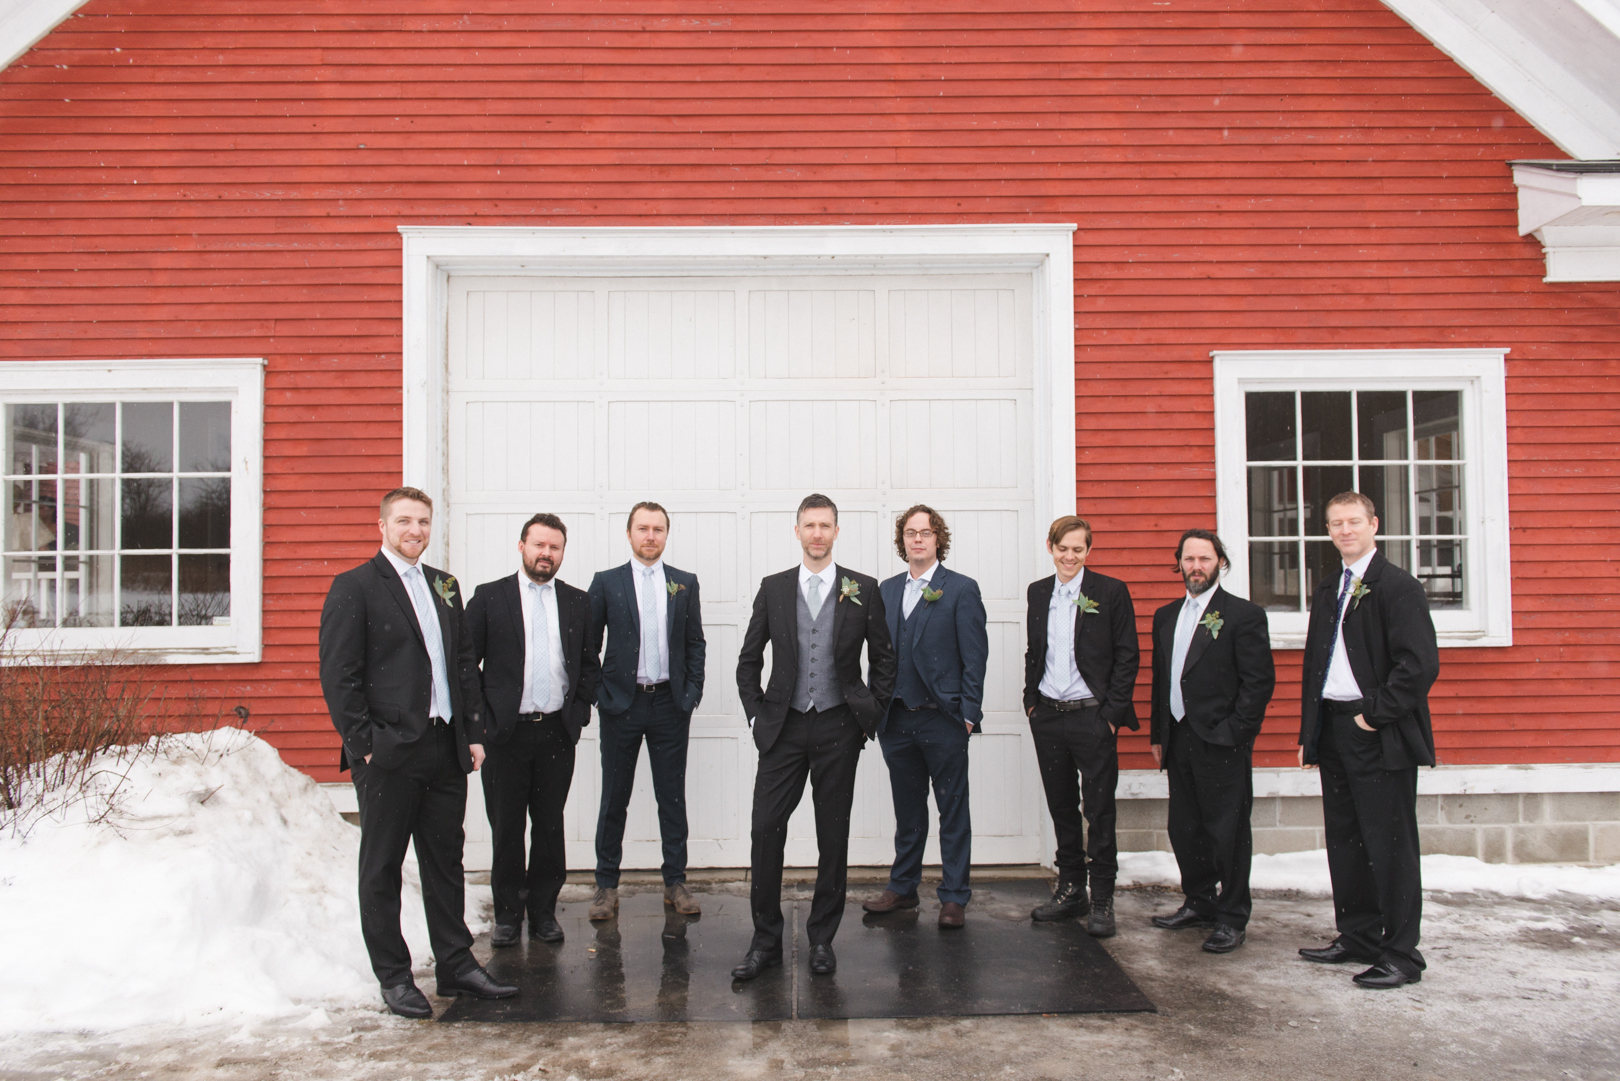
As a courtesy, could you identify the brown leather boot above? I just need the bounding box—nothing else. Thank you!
[588,886,618,921]
[861,889,920,913]
[664,882,701,915]
[938,902,966,928]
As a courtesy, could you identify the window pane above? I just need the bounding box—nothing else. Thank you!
[121,402,173,473]
[1416,464,1463,535]
[1248,466,1298,538]
[1303,540,1341,608]
[3,554,56,627]
[62,403,116,474]
[121,478,173,549]
[179,553,230,625]
[6,403,57,476]
[1417,539,1465,608]
[61,553,114,627]
[1357,391,1408,460]
[179,478,230,548]
[1245,391,1296,461]
[6,479,57,552]
[1249,541,1300,611]
[1301,391,1352,461]
[179,402,231,472]
[1302,465,1354,535]
[60,477,115,552]
[1357,464,1410,536]
[1414,390,1462,460]
[119,554,172,626]
[1380,539,1412,573]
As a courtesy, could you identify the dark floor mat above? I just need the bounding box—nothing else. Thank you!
[440,880,1153,1022]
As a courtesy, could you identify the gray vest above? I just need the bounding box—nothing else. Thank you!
[790,579,844,713]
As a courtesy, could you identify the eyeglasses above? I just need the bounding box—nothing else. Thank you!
[903,530,936,540]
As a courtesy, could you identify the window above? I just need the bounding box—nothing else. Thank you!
[1,360,263,663]
[1213,350,1510,648]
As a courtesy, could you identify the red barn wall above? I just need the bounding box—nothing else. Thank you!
[1,1,1615,780]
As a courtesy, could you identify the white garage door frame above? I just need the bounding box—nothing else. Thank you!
[398,224,1077,871]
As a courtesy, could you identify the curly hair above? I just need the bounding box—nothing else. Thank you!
[893,504,951,561]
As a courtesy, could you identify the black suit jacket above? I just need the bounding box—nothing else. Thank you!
[466,573,601,746]
[1022,569,1141,730]
[588,561,706,716]
[318,551,485,774]
[1298,550,1440,769]
[1150,585,1276,755]
[736,565,898,752]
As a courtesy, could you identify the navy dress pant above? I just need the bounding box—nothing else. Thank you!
[594,684,692,888]
[879,705,973,905]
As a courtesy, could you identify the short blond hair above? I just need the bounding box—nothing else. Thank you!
[1047,515,1092,548]
[1325,491,1377,522]
[380,486,432,519]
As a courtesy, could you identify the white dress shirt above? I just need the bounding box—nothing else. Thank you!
[380,545,453,721]
[518,572,569,715]
[1039,569,1096,702]
[1323,547,1377,702]
[631,558,670,684]
[902,560,939,619]
[1169,585,1220,721]
[800,562,838,614]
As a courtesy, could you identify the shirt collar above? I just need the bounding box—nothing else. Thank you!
[1343,547,1377,580]
[381,545,419,578]
[1183,584,1219,617]
[1054,568,1084,598]
[521,571,554,595]
[908,561,939,585]
[634,558,665,577]
[800,563,836,588]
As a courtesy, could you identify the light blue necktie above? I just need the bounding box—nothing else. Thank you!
[903,576,924,618]
[405,565,452,720]
[807,573,825,620]
[640,565,662,682]
[1169,597,1200,721]
[528,582,552,711]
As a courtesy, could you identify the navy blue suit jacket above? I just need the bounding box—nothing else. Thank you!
[587,561,706,716]
[879,563,990,731]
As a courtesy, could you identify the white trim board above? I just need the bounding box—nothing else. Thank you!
[398,224,1079,572]
[1512,162,1620,282]
[0,0,84,71]
[1120,762,1620,800]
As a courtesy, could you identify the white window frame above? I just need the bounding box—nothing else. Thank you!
[1212,348,1511,649]
[1,358,264,664]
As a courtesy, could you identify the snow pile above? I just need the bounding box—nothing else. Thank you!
[1118,848,1620,899]
[0,728,483,1033]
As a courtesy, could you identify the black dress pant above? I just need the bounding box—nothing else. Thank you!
[1318,704,1425,976]
[594,685,692,888]
[482,713,576,928]
[1165,720,1253,930]
[1029,701,1119,899]
[749,705,865,953]
[351,723,476,988]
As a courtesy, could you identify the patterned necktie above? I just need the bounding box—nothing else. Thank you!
[529,582,552,711]
[640,565,662,681]
[904,576,924,618]
[1318,567,1356,702]
[807,573,824,620]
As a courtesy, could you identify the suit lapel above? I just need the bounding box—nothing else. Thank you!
[424,565,456,661]
[620,561,642,636]
[908,565,942,648]
[375,553,427,649]
[883,575,903,647]
[502,573,525,653]
[831,565,851,644]
[1030,575,1055,657]
[1181,586,1222,676]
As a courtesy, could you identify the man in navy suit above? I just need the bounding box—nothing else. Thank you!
[862,505,988,928]
[586,501,707,921]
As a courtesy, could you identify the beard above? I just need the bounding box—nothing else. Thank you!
[1182,569,1216,596]
[524,558,557,583]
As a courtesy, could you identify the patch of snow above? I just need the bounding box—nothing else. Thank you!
[1118,848,1620,899]
[0,728,485,1033]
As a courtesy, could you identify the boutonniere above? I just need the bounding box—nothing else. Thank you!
[666,581,686,597]
[838,577,863,605]
[432,574,457,605]
[921,585,944,604]
[1349,577,1371,611]
[1072,592,1100,615]
[1200,610,1223,640]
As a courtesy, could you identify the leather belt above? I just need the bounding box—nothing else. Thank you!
[1041,695,1098,712]
[637,681,669,694]
[519,710,563,722]
[895,700,940,712]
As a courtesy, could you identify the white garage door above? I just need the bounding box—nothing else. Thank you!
[446,272,1048,871]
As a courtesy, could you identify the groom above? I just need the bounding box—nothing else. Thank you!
[733,493,897,980]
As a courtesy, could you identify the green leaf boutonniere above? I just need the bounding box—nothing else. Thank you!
[666,581,686,597]
[1200,610,1223,640]
[839,576,863,605]
[1072,592,1101,615]
[1349,577,1372,611]
[432,574,458,605]
[921,585,944,604]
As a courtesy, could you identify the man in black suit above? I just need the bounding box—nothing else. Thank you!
[1297,492,1439,989]
[1148,529,1275,953]
[1022,515,1139,937]
[318,487,518,1019]
[465,512,601,949]
[863,505,989,928]
[732,493,897,980]
[587,501,706,921]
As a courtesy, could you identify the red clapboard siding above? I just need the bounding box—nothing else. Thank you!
[3,0,1617,782]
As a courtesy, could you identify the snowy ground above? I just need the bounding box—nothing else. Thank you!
[1,732,1616,1080]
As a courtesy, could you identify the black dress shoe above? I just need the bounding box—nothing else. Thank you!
[809,944,837,975]
[730,949,782,981]
[1300,939,1374,965]
[1031,879,1089,922]
[1151,905,1216,930]
[436,965,519,999]
[530,914,564,943]
[1202,925,1246,953]
[381,981,432,1019]
[491,923,522,948]
[1353,961,1421,989]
